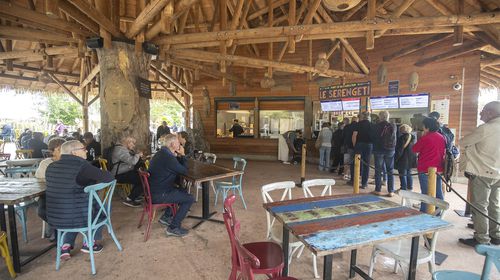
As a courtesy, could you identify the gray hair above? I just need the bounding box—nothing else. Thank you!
[159,134,178,148]
[60,140,84,155]
[379,110,390,121]
[120,136,136,145]
[360,111,370,121]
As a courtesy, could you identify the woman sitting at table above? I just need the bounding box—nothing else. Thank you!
[29,132,48,158]
[35,137,66,240]
[177,131,194,158]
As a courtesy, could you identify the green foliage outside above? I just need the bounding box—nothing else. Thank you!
[40,96,82,126]
[150,99,184,126]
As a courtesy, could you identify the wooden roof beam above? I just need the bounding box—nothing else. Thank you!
[145,0,199,40]
[481,70,500,82]
[79,64,100,90]
[0,72,78,86]
[480,74,499,86]
[151,63,193,97]
[247,0,288,21]
[383,33,453,61]
[483,67,500,78]
[170,49,366,78]
[0,26,78,44]
[415,41,486,66]
[376,0,417,37]
[0,63,79,78]
[159,82,186,109]
[58,0,100,35]
[48,72,83,105]
[481,57,500,68]
[66,0,122,37]
[0,46,77,61]
[126,0,171,38]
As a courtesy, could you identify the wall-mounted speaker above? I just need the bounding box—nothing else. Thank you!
[86,37,103,49]
[142,42,159,55]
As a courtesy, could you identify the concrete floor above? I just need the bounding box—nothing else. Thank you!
[0,159,498,280]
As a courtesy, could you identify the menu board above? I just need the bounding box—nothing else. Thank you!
[399,93,429,109]
[320,101,343,112]
[342,98,360,111]
[370,96,399,110]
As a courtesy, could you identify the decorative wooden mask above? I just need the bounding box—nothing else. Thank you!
[260,73,275,88]
[103,72,135,129]
[315,52,330,73]
[377,64,387,85]
[409,71,419,91]
[202,86,210,117]
[323,0,362,12]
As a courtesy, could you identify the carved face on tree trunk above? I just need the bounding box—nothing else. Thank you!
[103,72,135,129]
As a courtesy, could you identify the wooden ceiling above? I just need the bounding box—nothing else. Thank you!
[0,0,499,99]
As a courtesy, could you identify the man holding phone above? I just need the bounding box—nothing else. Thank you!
[148,134,194,237]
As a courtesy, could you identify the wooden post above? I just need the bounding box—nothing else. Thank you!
[427,167,437,214]
[184,93,191,129]
[254,98,259,139]
[353,154,361,194]
[300,144,307,186]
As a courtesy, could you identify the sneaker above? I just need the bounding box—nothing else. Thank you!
[159,216,173,226]
[458,238,489,248]
[81,243,104,254]
[387,192,395,197]
[60,244,72,260]
[361,185,368,189]
[166,226,189,237]
[123,197,142,208]
[371,191,383,196]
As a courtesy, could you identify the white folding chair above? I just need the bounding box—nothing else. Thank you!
[300,178,336,278]
[368,190,450,279]
[261,181,303,266]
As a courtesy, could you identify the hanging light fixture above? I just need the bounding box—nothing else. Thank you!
[315,52,330,73]
[323,0,362,12]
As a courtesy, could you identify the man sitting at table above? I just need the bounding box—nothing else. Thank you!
[45,140,114,260]
[149,134,194,237]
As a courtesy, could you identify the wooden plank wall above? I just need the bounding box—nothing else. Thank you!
[191,35,480,158]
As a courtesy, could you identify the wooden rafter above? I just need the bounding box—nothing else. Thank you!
[0,26,78,43]
[79,64,100,90]
[0,46,77,61]
[151,63,193,97]
[145,0,199,40]
[159,82,186,109]
[126,0,171,38]
[47,73,83,104]
[376,0,417,37]
[481,57,500,68]
[67,0,122,37]
[58,0,100,35]
[383,33,453,61]
[415,41,486,66]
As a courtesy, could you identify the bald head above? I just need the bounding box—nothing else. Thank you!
[480,101,500,123]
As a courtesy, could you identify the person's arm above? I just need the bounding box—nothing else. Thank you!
[116,147,141,165]
[352,131,358,147]
[459,124,487,148]
[76,164,114,187]
[165,154,188,175]
[229,125,234,132]
[412,136,424,153]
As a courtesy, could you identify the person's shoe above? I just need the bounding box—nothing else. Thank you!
[361,185,368,189]
[123,197,142,208]
[371,191,383,196]
[60,244,73,261]
[490,237,500,245]
[467,223,474,229]
[458,238,489,247]
[81,243,104,254]
[134,195,144,202]
[387,192,395,197]
[159,216,173,226]
[166,226,189,237]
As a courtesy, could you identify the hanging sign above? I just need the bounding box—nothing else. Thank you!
[319,81,371,101]
[137,77,152,99]
[388,80,399,96]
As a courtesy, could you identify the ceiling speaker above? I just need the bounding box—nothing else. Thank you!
[86,37,103,49]
[323,0,362,12]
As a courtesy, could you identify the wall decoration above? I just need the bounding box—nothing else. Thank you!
[319,81,371,101]
[388,80,399,95]
[409,71,419,91]
[377,64,387,85]
[202,86,211,117]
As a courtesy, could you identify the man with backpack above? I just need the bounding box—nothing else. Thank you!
[371,111,397,197]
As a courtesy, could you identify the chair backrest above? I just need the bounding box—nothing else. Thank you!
[203,153,217,164]
[15,149,33,159]
[5,163,38,178]
[398,190,449,252]
[84,180,117,230]
[98,158,108,171]
[223,195,242,271]
[232,157,247,185]
[476,244,500,280]
[234,236,260,280]
[261,181,296,239]
[0,153,10,160]
[302,178,336,198]
[138,170,153,208]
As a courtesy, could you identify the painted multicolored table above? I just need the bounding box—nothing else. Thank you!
[263,193,452,280]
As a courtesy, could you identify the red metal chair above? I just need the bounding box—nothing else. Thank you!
[223,195,285,280]
[235,236,298,280]
[137,170,178,242]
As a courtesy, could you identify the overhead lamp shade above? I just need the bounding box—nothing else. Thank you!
[323,0,362,12]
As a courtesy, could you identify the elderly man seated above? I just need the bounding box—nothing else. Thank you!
[45,140,114,260]
[149,134,194,237]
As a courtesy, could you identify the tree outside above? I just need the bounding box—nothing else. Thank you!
[40,95,82,126]
[150,99,184,128]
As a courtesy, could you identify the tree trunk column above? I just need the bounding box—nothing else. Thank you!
[97,41,151,151]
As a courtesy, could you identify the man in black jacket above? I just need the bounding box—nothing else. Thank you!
[45,140,114,260]
[156,121,171,140]
[149,134,194,237]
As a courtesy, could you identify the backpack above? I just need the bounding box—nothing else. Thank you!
[102,143,121,175]
[380,122,396,150]
[439,126,460,159]
[443,148,455,183]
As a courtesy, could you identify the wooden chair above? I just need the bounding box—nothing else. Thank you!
[15,149,33,159]
[137,170,177,242]
[300,178,336,278]
[98,158,131,198]
[214,157,247,210]
[224,195,285,280]
[0,231,16,278]
[368,190,450,279]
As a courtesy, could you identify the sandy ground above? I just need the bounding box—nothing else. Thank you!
[1,159,498,280]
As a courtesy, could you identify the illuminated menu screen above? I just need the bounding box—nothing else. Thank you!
[399,93,429,109]
[370,96,399,110]
[342,98,360,111]
[320,101,343,112]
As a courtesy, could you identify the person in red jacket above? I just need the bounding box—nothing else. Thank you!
[412,117,446,212]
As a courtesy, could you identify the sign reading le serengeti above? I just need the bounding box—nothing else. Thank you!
[319,81,371,101]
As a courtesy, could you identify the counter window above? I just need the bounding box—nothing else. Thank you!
[217,110,254,138]
[260,110,304,139]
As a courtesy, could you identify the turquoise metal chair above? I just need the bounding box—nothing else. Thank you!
[214,157,247,210]
[55,180,122,275]
[433,244,500,280]
[5,164,39,243]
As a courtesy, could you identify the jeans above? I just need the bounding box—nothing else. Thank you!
[374,150,395,193]
[418,173,443,213]
[318,146,331,171]
[63,227,103,247]
[115,170,143,200]
[398,168,413,190]
[153,188,194,229]
[470,175,500,243]
[353,143,373,187]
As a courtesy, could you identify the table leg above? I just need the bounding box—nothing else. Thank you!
[188,181,223,229]
[0,203,6,232]
[7,205,20,273]
[408,235,420,280]
[323,254,333,280]
[282,225,289,276]
[349,249,357,278]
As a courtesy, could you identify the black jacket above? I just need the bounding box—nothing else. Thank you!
[86,140,101,161]
[148,147,188,199]
[394,133,416,170]
[45,155,113,229]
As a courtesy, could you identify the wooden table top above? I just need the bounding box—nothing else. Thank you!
[184,159,243,183]
[0,178,46,205]
[6,158,43,167]
[264,194,452,257]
